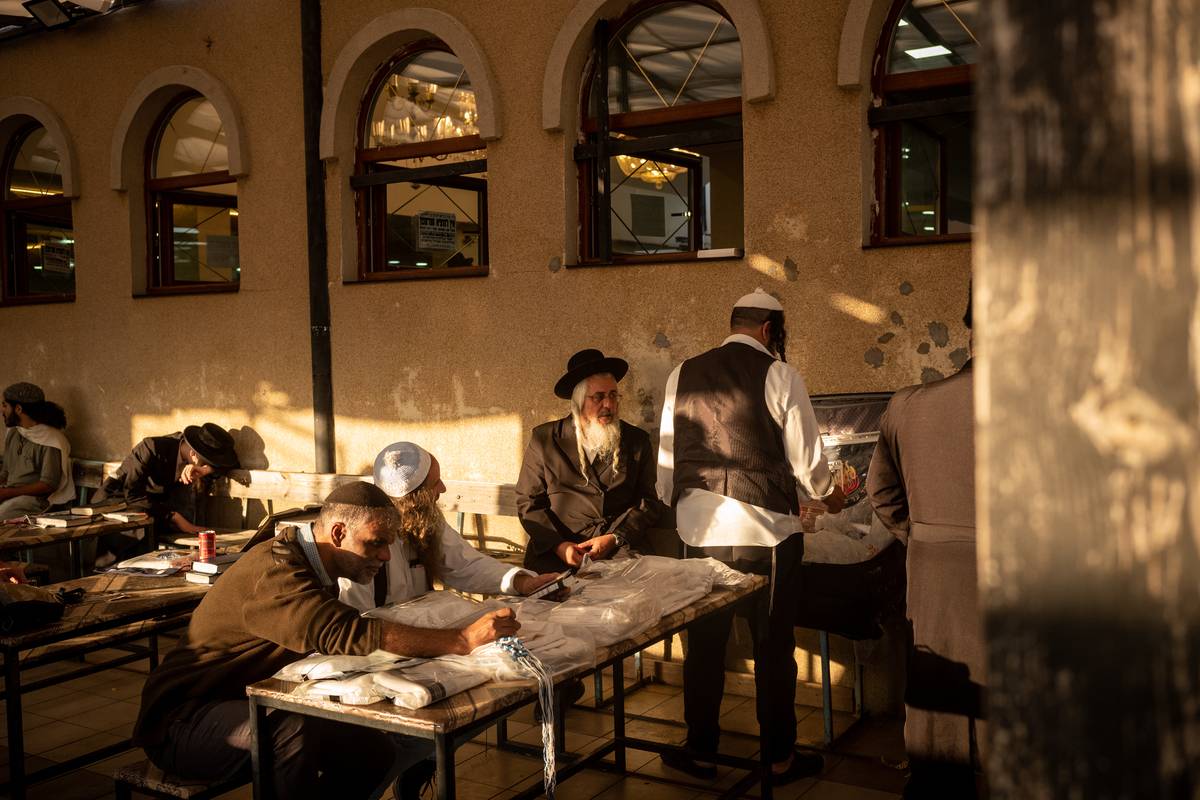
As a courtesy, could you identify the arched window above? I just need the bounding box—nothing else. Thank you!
[577,1,744,264]
[353,41,487,280]
[1,124,74,302]
[870,0,976,244]
[146,94,239,292]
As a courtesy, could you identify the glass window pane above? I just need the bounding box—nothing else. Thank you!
[607,138,742,255]
[605,2,741,114]
[7,206,74,296]
[364,49,478,149]
[154,97,229,178]
[164,188,239,283]
[6,126,63,199]
[887,0,979,74]
[367,156,486,271]
[896,113,972,236]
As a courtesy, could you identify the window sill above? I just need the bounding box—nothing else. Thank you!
[865,234,971,249]
[571,247,744,268]
[0,294,75,307]
[135,283,240,298]
[350,265,489,283]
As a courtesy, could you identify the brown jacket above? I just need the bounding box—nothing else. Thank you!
[132,528,382,749]
[867,361,983,768]
[516,417,664,573]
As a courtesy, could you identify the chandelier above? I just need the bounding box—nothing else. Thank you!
[614,155,687,189]
[369,76,479,147]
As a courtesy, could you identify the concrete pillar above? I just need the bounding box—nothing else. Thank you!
[977,1,1200,797]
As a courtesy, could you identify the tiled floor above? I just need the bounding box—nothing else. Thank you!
[0,646,906,799]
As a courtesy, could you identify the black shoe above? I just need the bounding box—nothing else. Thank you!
[394,758,435,800]
[660,749,718,780]
[533,679,586,723]
[771,751,824,786]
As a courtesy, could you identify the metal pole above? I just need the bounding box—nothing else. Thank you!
[300,0,335,473]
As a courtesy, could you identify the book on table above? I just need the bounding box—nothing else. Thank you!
[191,553,242,575]
[185,571,219,585]
[102,511,151,523]
[70,501,127,516]
[34,512,96,528]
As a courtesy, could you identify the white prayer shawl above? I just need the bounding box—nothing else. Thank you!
[338,520,532,612]
[13,424,75,505]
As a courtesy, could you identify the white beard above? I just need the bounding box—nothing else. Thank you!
[581,417,621,460]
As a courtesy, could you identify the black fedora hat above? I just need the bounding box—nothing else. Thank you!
[554,349,629,399]
[183,423,240,470]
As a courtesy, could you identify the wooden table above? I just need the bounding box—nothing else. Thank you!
[247,577,774,800]
[0,518,153,578]
[0,573,208,799]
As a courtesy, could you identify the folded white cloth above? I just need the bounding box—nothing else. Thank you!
[14,424,74,505]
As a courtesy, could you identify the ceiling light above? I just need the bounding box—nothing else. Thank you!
[897,18,909,26]
[21,0,73,29]
[905,45,952,59]
[921,210,934,216]
[923,226,935,231]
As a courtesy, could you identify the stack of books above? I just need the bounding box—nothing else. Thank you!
[34,511,96,528]
[186,553,243,585]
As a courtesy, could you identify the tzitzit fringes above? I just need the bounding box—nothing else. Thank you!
[498,636,557,798]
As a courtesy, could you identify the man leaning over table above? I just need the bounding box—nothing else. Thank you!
[133,481,521,800]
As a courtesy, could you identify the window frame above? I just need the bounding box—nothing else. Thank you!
[868,0,974,247]
[575,0,746,267]
[351,38,490,283]
[143,92,241,296]
[0,121,75,306]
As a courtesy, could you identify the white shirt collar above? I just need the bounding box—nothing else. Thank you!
[722,333,774,358]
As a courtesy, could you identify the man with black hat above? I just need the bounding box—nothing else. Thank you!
[515,348,665,574]
[92,424,240,562]
[868,290,981,799]
[0,382,74,519]
[133,481,520,799]
[656,288,844,785]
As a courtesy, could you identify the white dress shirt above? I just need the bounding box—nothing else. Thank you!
[657,334,833,548]
[339,521,533,613]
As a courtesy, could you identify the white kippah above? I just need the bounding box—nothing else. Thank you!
[734,287,784,312]
[373,441,432,498]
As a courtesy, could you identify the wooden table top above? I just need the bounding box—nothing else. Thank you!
[247,576,767,737]
[0,518,146,552]
[0,572,208,651]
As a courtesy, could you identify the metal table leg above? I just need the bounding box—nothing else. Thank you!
[820,630,834,746]
[612,659,626,772]
[435,734,455,800]
[5,645,25,800]
[249,696,271,799]
[68,539,82,579]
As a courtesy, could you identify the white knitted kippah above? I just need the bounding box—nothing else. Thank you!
[373,441,432,498]
[733,287,784,312]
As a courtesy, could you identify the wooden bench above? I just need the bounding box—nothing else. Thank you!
[113,760,247,800]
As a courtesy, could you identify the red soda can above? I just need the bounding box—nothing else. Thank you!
[198,530,216,562]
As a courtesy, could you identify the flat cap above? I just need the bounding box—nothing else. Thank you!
[324,481,394,509]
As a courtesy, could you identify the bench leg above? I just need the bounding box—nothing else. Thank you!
[5,645,26,800]
[435,734,455,800]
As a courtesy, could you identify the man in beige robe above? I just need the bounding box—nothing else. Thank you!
[867,295,984,799]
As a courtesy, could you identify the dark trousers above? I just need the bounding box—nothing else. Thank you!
[682,532,804,764]
[148,700,395,799]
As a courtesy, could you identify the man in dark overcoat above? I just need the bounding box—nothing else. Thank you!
[516,348,665,574]
[867,293,983,799]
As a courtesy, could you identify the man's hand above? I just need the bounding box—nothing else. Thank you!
[822,485,846,515]
[0,562,27,584]
[180,464,199,485]
[579,533,618,560]
[514,572,570,601]
[458,608,520,653]
[555,541,586,567]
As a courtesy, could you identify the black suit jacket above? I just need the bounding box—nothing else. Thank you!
[516,417,664,573]
[94,433,206,526]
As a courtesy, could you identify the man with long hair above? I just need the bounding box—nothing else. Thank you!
[0,382,74,519]
[515,348,665,574]
[338,441,565,612]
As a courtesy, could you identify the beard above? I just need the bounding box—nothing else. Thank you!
[331,548,384,584]
[579,415,621,461]
[3,411,17,427]
[393,487,444,583]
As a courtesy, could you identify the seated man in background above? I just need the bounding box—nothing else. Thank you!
[0,382,74,519]
[91,423,240,563]
[516,348,664,574]
[133,482,519,800]
[340,441,565,611]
